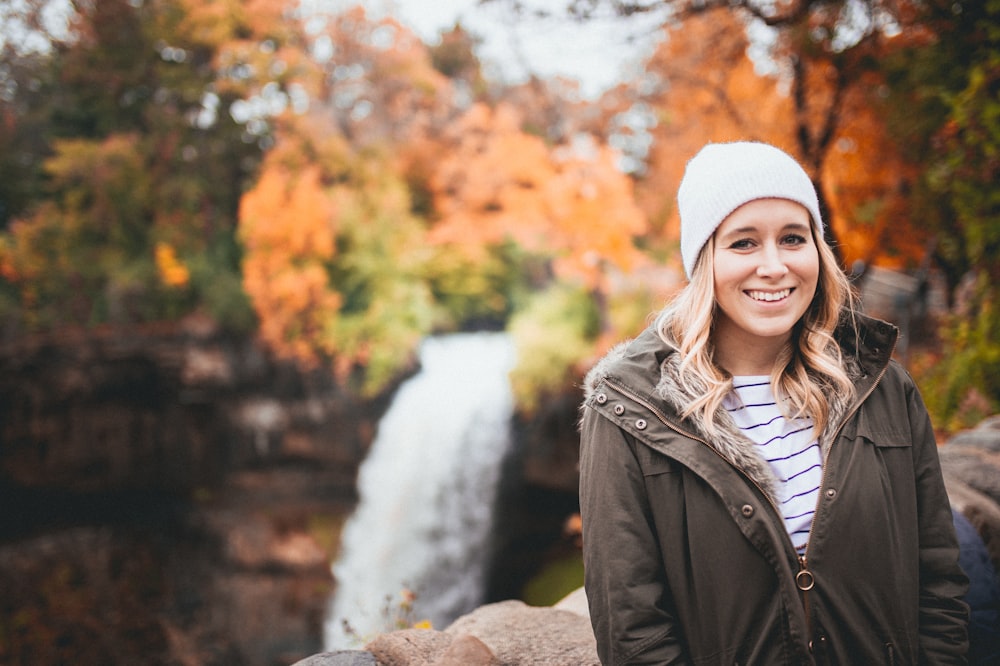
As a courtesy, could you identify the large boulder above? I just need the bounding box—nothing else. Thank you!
[338,590,597,666]
[940,416,1000,500]
[941,414,1000,573]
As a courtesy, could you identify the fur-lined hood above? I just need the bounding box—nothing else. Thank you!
[582,314,897,503]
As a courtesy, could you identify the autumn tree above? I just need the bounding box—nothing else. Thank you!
[0,0,287,335]
[623,8,796,269]
[494,0,932,268]
[235,8,539,394]
[428,102,646,307]
[425,100,649,409]
[876,0,1000,429]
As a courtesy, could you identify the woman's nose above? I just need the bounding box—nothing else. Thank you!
[756,246,789,278]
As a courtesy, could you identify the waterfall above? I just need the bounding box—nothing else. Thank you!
[324,332,517,649]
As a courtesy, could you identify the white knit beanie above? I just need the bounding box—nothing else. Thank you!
[677,141,824,278]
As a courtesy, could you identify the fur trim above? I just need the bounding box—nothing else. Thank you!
[583,340,631,400]
[655,351,780,500]
[584,331,863,505]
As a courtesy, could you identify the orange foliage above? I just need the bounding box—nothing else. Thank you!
[239,163,341,367]
[546,145,648,287]
[822,87,927,270]
[306,7,457,147]
[429,103,554,250]
[429,102,647,289]
[635,7,929,271]
[636,9,796,259]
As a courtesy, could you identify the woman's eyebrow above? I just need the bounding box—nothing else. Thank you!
[720,221,811,237]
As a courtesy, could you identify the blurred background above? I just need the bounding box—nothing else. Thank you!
[1,0,998,664]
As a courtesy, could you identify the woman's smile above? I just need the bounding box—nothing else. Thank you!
[711,198,819,368]
[746,288,792,302]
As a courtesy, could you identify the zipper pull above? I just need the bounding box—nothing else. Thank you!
[798,553,816,644]
[796,554,815,591]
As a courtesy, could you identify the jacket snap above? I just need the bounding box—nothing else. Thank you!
[825,488,837,499]
[635,418,647,430]
[596,392,607,404]
[741,504,754,518]
[614,404,625,416]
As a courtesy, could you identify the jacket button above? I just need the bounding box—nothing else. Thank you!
[825,488,837,499]
[596,393,607,404]
[614,404,625,416]
[741,504,754,517]
[635,419,647,430]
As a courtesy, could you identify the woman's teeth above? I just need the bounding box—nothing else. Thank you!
[748,289,790,302]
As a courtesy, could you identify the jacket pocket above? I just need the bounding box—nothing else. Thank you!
[637,448,679,476]
[846,408,911,449]
[637,451,677,476]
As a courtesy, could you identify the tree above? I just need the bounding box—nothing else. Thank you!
[878,0,1000,430]
[427,102,647,313]
[0,0,283,335]
[499,0,934,268]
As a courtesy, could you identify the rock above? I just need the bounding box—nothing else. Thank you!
[445,599,599,666]
[291,651,377,666]
[553,586,589,618]
[365,628,453,666]
[940,418,1000,576]
[940,416,1000,507]
[945,475,1000,576]
[948,415,1000,453]
[357,598,599,666]
[431,634,500,666]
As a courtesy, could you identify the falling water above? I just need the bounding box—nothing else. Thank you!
[324,332,517,649]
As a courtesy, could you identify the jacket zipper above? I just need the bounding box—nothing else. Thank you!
[796,553,815,643]
[797,336,897,643]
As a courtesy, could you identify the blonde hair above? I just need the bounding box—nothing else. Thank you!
[654,227,857,436]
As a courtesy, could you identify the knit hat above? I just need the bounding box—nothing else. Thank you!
[677,141,824,278]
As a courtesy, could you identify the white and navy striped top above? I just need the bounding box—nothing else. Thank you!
[724,377,822,553]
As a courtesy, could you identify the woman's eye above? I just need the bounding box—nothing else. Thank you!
[782,234,808,246]
[728,239,755,250]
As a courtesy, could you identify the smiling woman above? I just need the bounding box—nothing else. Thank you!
[578,141,970,665]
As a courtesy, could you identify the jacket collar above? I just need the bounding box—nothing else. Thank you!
[584,313,898,503]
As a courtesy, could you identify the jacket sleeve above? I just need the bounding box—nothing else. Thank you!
[579,404,691,666]
[905,372,970,663]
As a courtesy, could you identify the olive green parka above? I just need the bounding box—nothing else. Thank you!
[579,314,969,665]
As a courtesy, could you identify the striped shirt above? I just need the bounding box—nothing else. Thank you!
[724,377,821,552]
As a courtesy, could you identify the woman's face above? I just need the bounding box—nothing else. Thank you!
[711,198,819,352]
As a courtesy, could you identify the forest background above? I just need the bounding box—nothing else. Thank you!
[1,0,998,434]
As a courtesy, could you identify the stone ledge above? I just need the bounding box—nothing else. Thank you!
[294,590,596,666]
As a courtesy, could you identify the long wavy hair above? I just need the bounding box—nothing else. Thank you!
[654,225,857,437]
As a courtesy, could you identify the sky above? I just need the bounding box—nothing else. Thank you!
[348,0,666,99]
[2,0,664,101]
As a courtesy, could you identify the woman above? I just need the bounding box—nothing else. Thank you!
[579,141,969,665]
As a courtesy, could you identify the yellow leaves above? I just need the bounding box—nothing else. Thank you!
[154,242,190,288]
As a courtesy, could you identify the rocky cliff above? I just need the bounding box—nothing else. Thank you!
[0,320,583,665]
